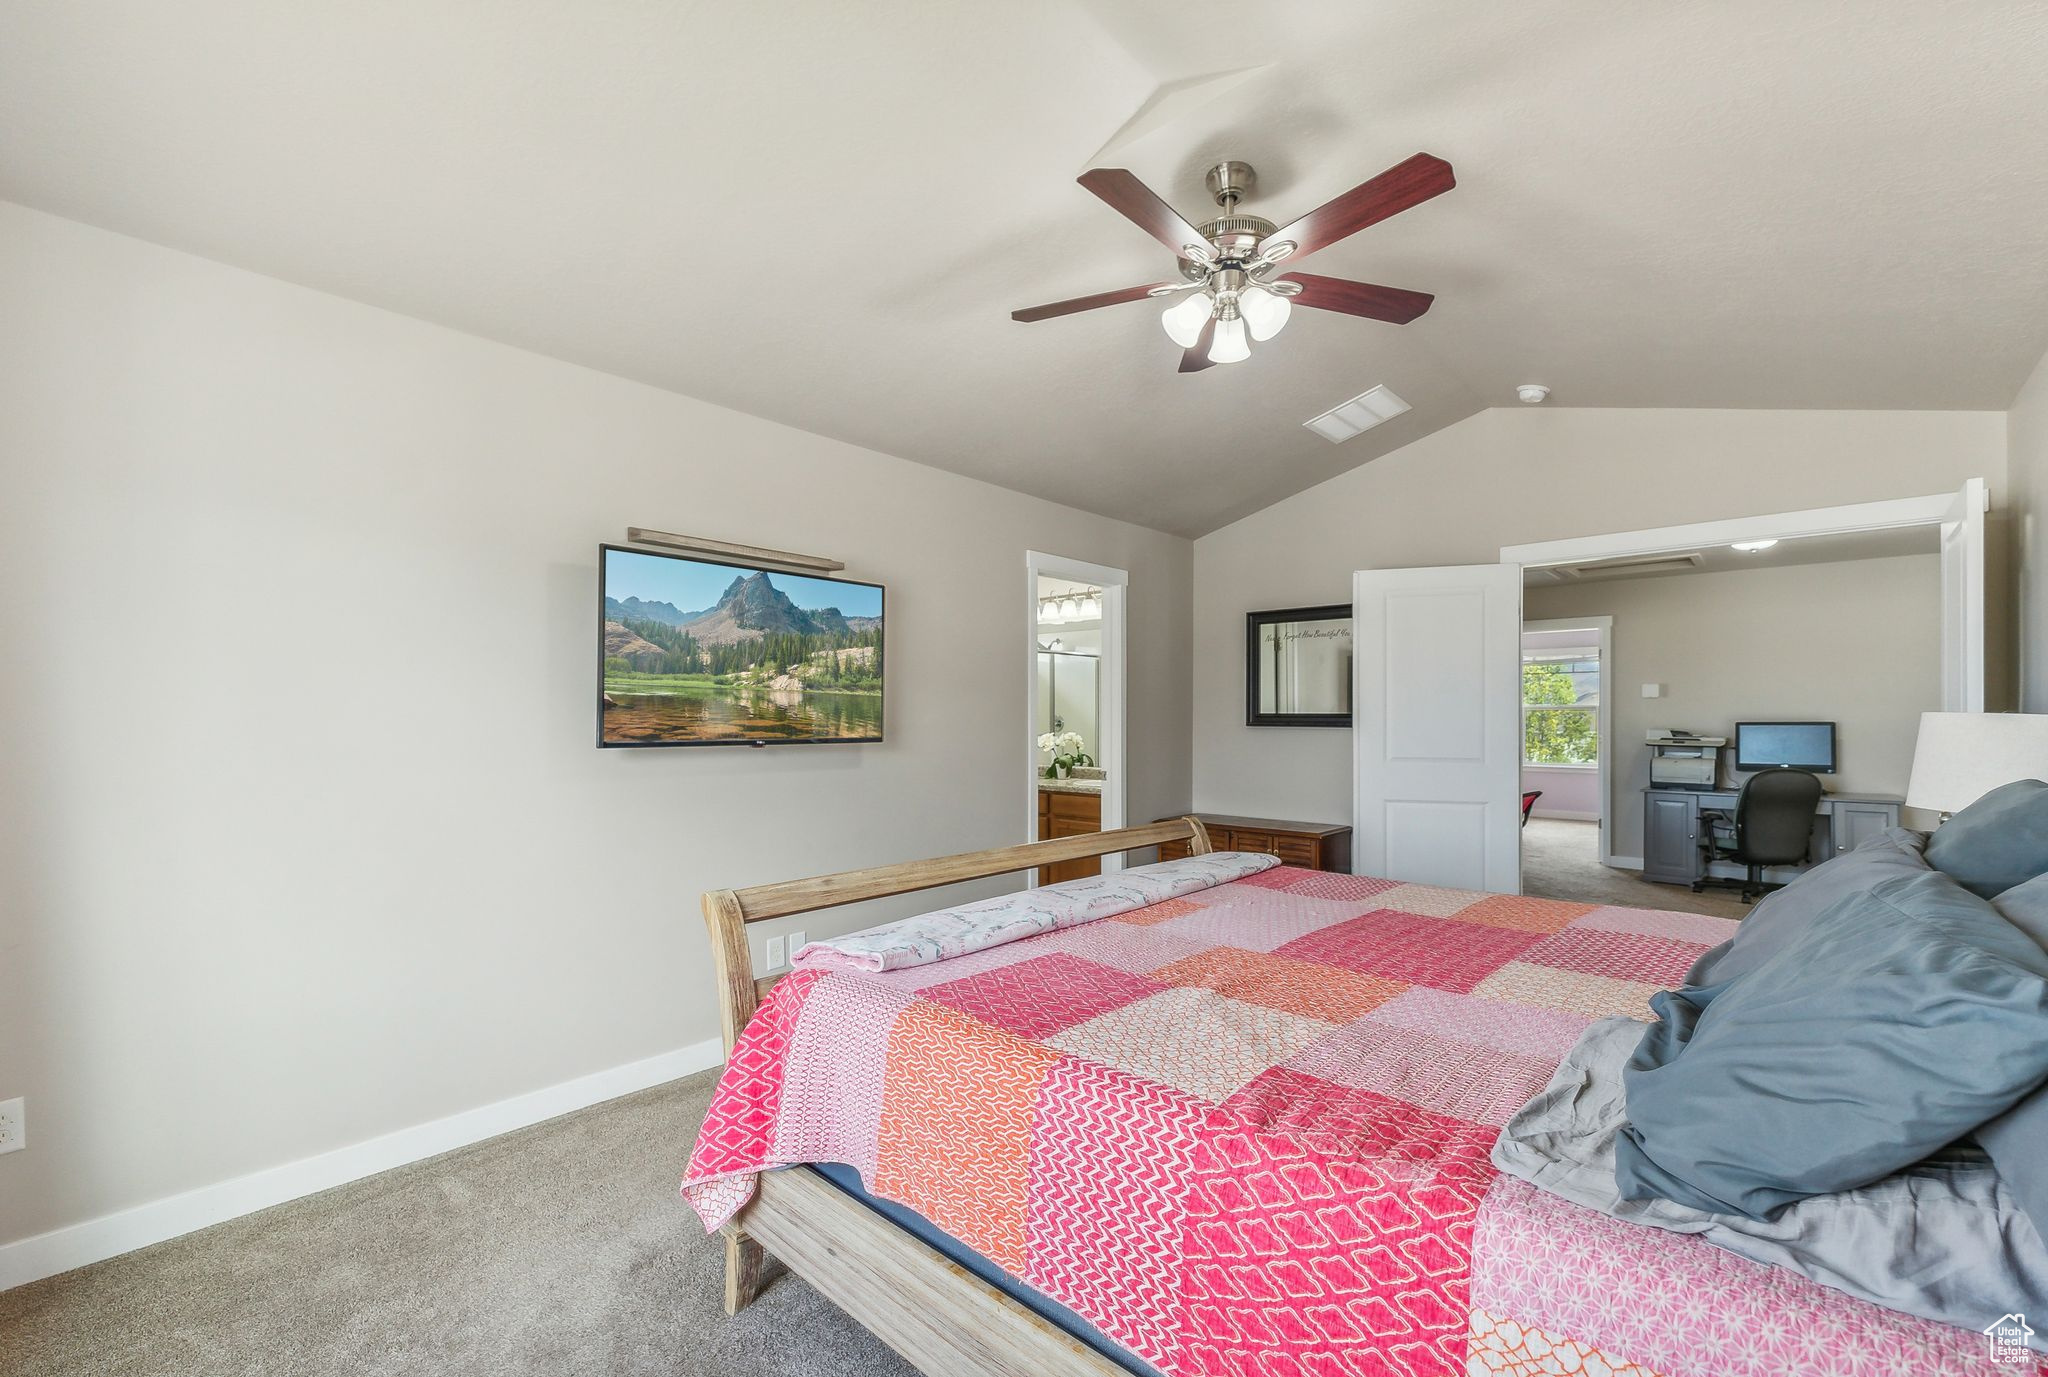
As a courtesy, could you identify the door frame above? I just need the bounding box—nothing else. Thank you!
[1500,489,1968,568]
[1521,616,1615,865]
[1502,483,1986,711]
[1025,551,1127,877]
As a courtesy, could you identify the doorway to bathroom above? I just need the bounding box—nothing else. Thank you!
[1025,552,1126,882]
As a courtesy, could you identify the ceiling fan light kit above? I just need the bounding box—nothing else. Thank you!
[1238,283,1291,340]
[1209,305,1252,364]
[1161,289,1212,347]
[1014,153,1454,372]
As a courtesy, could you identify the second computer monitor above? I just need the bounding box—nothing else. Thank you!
[1733,721,1837,774]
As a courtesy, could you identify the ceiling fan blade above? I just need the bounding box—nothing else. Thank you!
[1264,153,1455,261]
[1077,168,1212,259]
[1012,282,1179,323]
[1282,272,1436,324]
[1178,316,1218,372]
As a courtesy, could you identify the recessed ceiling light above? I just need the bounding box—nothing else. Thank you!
[1303,385,1410,443]
[1731,539,1779,553]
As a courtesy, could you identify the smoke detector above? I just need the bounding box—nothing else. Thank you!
[1517,384,1550,404]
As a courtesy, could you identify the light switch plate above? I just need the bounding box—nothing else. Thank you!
[1641,683,1665,698]
[0,1097,23,1155]
[788,929,806,959]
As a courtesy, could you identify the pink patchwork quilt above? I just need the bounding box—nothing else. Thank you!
[683,865,2031,1376]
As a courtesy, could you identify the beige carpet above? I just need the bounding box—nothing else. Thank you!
[1521,817,1750,921]
[1,1071,914,1377]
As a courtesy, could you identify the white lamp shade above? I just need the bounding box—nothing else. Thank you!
[1160,291,1212,348]
[1238,286,1291,341]
[1208,313,1251,364]
[1905,712,2048,814]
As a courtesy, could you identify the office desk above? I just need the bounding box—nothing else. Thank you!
[1639,787,1904,888]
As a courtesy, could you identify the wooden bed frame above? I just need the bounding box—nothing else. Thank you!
[700,816,1213,1377]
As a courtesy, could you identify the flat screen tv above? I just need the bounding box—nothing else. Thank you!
[598,544,884,748]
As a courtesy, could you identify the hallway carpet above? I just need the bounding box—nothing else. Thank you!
[1,1071,913,1377]
[1521,817,1751,921]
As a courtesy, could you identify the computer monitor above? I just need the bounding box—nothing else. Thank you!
[1734,721,1837,774]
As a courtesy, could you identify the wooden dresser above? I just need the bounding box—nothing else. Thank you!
[1154,813,1352,872]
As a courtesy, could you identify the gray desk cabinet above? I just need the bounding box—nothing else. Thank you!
[1638,787,1904,889]
[1828,800,1898,858]
[1642,792,1703,884]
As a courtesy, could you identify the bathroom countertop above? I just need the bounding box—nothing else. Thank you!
[1037,778,1104,796]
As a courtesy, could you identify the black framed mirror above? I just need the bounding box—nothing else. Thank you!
[1246,604,1352,727]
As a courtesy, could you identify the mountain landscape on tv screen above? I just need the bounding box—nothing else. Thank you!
[601,560,883,745]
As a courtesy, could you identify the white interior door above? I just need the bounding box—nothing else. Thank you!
[1353,564,1524,892]
[1940,476,1987,712]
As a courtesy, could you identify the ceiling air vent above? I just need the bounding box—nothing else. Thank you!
[1303,385,1410,443]
[1542,551,1706,583]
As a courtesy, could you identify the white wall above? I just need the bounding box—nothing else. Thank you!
[1192,406,2006,824]
[1522,767,1600,819]
[1525,556,1943,856]
[0,202,1192,1249]
[2012,346,2048,711]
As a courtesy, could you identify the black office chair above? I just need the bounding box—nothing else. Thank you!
[1693,768,1824,904]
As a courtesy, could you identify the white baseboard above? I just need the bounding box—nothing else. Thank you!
[1608,855,1645,871]
[0,1037,725,1294]
[1529,809,1601,823]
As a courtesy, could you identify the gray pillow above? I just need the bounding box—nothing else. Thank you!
[1993,868,2048,952]
[1977,872,2048,1241]
[1617,868,2048,1219]
[1925,778,2048,898]
[1683,827,1929,987]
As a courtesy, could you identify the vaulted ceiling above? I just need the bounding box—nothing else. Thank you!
[4,2,2046,535]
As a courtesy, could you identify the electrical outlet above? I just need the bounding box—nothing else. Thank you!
[787,929,806,960]
[0,1097,23,1155]
[765,935,786,972]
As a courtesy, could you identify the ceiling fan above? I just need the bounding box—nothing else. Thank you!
[1012,153,1454,372]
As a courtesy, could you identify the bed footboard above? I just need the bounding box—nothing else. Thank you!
[698,816,1213,1332]
[701,817,1213,1055]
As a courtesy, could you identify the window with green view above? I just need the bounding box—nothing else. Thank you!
[1523,656,1598,765]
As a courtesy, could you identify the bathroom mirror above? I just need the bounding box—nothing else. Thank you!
[1246,604,1352,726]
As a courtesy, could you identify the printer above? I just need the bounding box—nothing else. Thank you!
[1646,730,1726,790]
